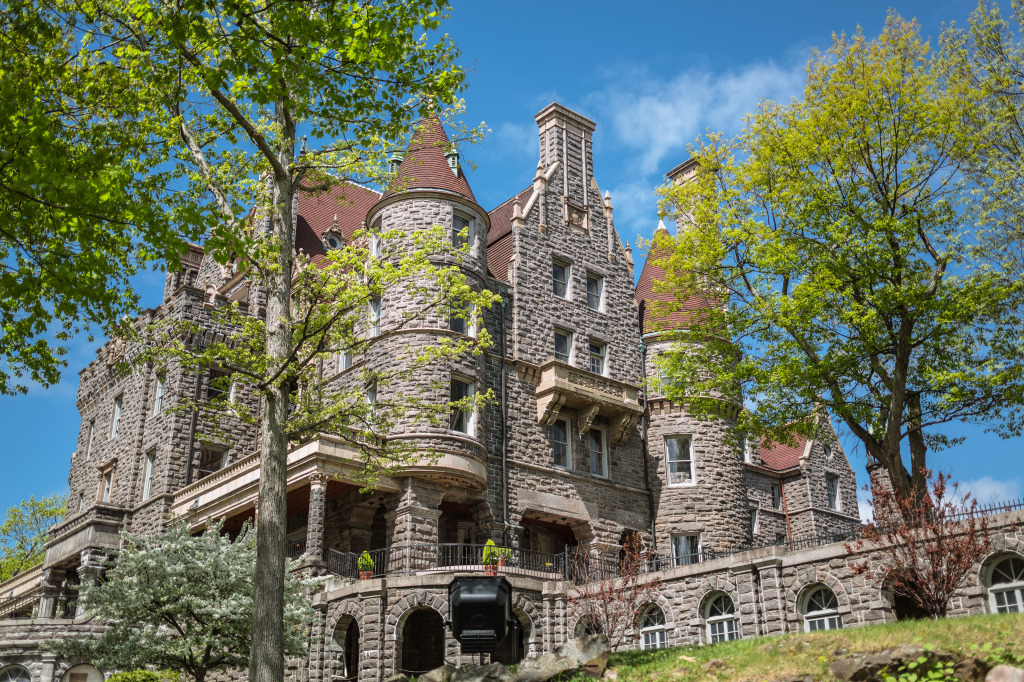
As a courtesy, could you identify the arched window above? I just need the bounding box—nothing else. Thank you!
[0,667,31,682]
[639,605,668,649]
[705,593,738,643]
[803,585,841,632]
[574,616,600,638]
[989,555,1024,614]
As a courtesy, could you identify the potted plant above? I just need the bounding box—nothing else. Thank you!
[497,546,512,569]
[482,539,499,576]
[358,551,374,580]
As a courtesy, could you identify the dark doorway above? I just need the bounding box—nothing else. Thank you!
[330,616,359,681]
[492,612,527,666]
[892,592,929,621]
[400,608,445,676]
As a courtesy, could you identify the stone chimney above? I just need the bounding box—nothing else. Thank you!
[534,103,597,210]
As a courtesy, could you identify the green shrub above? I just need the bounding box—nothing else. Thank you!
[357,551,374,572]
[105,671,179,682]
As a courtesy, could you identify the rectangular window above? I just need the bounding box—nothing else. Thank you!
[552,259,569,298]
[665,436,694,485]
[750,509,759,535]
[111,396,123,438]
[588,340,606,375]
[826,475,840,510]
[369,217,383,258]
[85,421,95,460]
[366,380,377,416]
[771,482,782,510]
[208,368,230,400]
[708,618,738,643]
[449,301,476,337]
[450,377,475,434]
[586,272,604,311]
[554,329,572,362]
[671,533,701,566]
[588,428,608,478]
[552,419,571,469]
[101,472,112,503]
[153,375,165,415]
[77,493,84,512]
[339,350,353,372]
[453,213,472,250]
[142,451,155,501]
[370,297,381,337]
[739,432,750,462]
[228,380,237,404]
[197,445,228,480]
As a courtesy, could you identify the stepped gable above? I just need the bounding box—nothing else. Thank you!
[758,435,806,471]
[382,117,476,202]
[486,186,532,281]
[635,220,716,334]
[294,182,381,265]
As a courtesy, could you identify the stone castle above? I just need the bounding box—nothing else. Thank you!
[1,103,1022,682]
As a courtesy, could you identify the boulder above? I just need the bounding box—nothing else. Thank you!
[450,663,517,682]
[956,657,993,682]
[383,675,410,682]
[830,645,956,682]
[987,666,1024,682]
[419,665,457,682]
[516,634,611,682]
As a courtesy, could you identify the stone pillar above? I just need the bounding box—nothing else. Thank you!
[37,567,66,619]
[306,472,329,562]
[77,549,107,617]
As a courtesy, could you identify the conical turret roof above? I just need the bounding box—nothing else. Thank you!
[382,118,476,202]
[635,219,717,335]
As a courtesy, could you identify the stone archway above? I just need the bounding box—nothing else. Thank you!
[328,614,360,681]
[492,610,529,666]
[398,607,446,676]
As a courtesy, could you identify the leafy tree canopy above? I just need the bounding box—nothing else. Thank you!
[655,13,1024,506]
[0,493,66,581]
[47,520,313,682]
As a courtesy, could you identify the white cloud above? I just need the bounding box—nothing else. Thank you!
[602,180,662,247]
[857,486,874,524]
[586,59,805,176]
[491,122,536,160]
[958,477,1022,505]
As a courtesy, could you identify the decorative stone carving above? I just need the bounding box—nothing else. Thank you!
[577,404,600,438]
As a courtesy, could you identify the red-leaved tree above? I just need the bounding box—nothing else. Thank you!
[565,538,663,651]
[848,470,992,618]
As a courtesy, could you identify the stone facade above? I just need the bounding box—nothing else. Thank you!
[5,103,1016,682]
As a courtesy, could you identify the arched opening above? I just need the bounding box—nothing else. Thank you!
[0,666,31,682]
[639,604,668,649]
[329,615,360,681]
[890,591,929,621]
[987,554,1024,613]
[59,664,103,682]
[400,608,445,676]
[493,611,528,666]
[801,585,842,632]
[574,616,600,637]
[704,593,738,643]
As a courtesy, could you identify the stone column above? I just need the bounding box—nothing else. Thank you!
[77,549,107,617]
[306,472,329,562]
[37,567,66,619]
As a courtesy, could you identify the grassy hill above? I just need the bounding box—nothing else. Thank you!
[600,613,1024,681]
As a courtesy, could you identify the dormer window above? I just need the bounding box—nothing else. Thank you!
[324,234,343,250]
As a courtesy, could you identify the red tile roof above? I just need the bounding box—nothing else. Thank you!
[758,434,807,471]
[382,118,476,202]
[486,187,532,281]
[635,224,717,334]
[294,182,381,265]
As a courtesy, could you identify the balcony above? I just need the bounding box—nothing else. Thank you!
[533,360,643,443]
[43,503,129,567]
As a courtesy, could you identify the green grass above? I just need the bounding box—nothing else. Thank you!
[598,613,1024,682]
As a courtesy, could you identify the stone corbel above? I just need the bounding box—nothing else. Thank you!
[611,412,639,444]
[577,403,600,438]
[539,392,567,426]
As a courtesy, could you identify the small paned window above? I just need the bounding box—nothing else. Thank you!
[197,445,228,480]
[552,419,571,469]
[826,475,840,510]
[552,259,570,298]
[154,375,165,415]
[770,482,782,509]
[453,213,473,250]
[111,396,123,438]
[588,428,608,478]
[142,451,155,501]
[369,297,381,337]
[586,273,604,311]
[665,436,694,485]
[639,606,668,649]
[339,350,353,372]
[804,586,842,632]
[671,533,701,566]
[554,329,572,362]
[588,340,606,375]
[989,556,1024,613]
[450,377,475,434]
[706,594,739,643]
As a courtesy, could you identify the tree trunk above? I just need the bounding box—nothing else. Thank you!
[248,98,296,682]
[906,391,928,510]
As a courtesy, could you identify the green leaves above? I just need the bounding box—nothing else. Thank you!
[0,493,66,581]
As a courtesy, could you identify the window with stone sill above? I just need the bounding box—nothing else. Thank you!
[552,418,571,469]
[803,586,842,632]
[586,272,604,311]
[665,436,694,485]
[369,297,382,337]
[110,395,123,438]
[826,474,840,511]
[339,350,354,372]
[552,259,570,299]
[450,377,475,435]
[750,508,759,536]
[988,555,1024,614]
[153,375,165,415]
[366,380,377,418]
[142,450,155,501]
[554,329,572,362]
[453,212,474,251]
[449,301,476,338]
[85,420,95,460]
[588,340,606,376]
[588,427,608,478]
[770,482,782,509]
[639,605,668,649]
[100,471,112,503]
[369,217,383,258]
[705,593,739,643]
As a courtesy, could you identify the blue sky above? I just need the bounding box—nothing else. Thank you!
[1,0,1020,521]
